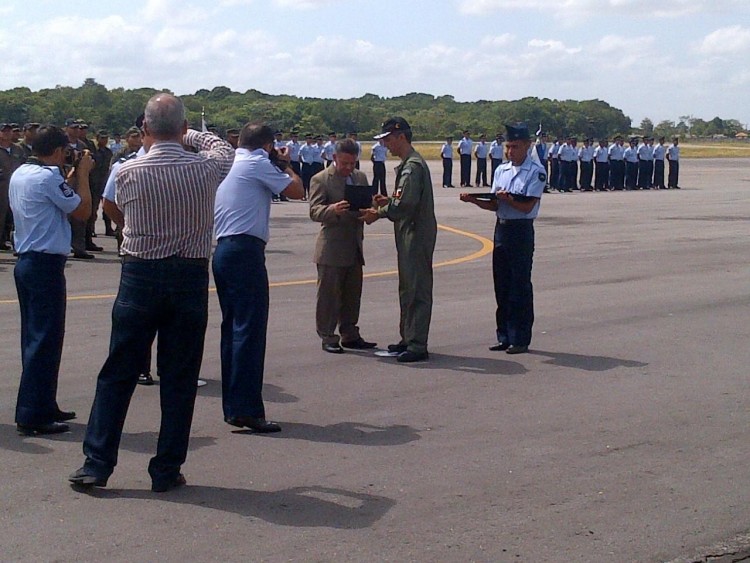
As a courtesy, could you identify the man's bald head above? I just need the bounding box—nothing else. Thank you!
[144,93,186,139]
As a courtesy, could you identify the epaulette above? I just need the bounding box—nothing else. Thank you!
[116,151,138,164]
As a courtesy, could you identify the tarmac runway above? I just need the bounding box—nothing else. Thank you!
[0,158,748,562]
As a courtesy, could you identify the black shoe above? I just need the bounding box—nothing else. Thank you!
[54,409,77,422]
[341,338,377,350]
[0,242,11,252]
[397,350,429,363]
[506,345,529,355]
[85,242,103,252]
[105,228,116,236]
[225,416,282,433]
[69,467,108,488]
[17,422,70,436]
[72,252,95,260]
[489,342,510,351]
[387,343,408,354]
[152,473,186,493]
[138,372,155,385]
[322,343,344,354]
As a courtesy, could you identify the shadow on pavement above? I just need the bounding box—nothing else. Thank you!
[88,485,396,528]
[0,424,55,454]
[197,381,299,404]
[235,421,420,446]
[530,350,647,372]
[380,352,529,376]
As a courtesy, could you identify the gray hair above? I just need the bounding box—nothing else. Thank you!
[144,93,185,137]
[335,138,359,156]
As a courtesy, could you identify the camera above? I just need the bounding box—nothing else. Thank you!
[268,148,288,172]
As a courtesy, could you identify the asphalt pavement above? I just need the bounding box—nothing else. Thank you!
[0,158,748,562]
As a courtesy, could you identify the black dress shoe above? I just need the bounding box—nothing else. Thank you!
[341,338,377,350]
[152,473,186,493]
[85,242,103,252]
[69,467,108,488]
[17,422,70,436]
[387,343,408,354]
[322,343,344,354]
[72,252,95,260]
[489,341,510,351]
[138,372,155,385]
[397,350,429,363]
[105,228,116,236]
[225,416,282,433]
[54,409,77,422]
[506,345,529,355]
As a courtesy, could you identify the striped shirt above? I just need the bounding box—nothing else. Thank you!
[115,130,234,259]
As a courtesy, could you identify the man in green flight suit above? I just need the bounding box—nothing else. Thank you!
[363,117,437,363]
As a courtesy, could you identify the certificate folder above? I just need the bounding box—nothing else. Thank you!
[345,185,378,210]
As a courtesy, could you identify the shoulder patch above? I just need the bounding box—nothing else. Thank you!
[538,172,547,182]
[59,181,75,198]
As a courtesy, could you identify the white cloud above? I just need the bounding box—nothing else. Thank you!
[481,34,515,48]
[273,0,340,8]
[697,25,750,55]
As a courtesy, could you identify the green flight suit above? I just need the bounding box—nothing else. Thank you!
[378,148,437,354]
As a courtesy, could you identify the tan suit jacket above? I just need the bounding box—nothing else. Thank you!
[309,165,368,267]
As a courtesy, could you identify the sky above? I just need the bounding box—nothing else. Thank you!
[1,0,749,128]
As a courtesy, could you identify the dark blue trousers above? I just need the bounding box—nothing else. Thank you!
[373,161,387,196]
[14,252,68,425]
[442,157,453,187]
[460,154,471,186]
[82,258,208,484]
[212,235,269,420]
[493,220,535,347]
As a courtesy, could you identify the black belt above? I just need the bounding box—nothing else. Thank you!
[496,218,533,225]
[122,255,209,267]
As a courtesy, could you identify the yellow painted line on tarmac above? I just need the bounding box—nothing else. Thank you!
[0,225,493,304]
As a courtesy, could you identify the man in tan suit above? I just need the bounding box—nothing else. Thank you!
[309,138,377,354]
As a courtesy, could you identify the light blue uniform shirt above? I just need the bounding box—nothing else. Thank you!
[608,143,625,160]
[475,142,489,159]
[299,143,318,164]
[323,140,337,161]
[371,143,388,162]
[440,143,453,158]
[490,140,504,159]
[103,146,145,202]
[313,144,325,164]
[214,148,291,243]
[652,144,666,160]
[457,137,473,155]
[667,144,680,161]
[491,157,546,220]
[10,162,81,255]
[286,140,301,162]
[637,144,654,160]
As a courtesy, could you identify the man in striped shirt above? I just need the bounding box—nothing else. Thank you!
[70,93,234,493]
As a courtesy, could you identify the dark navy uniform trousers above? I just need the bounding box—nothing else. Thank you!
[493,219,535,347]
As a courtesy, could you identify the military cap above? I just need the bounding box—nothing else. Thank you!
[314,134,323,140]
[328,131,337,136]
[23,122,40,130]
[373,117,411,139]
[64,118,78,128]
[304,133,313,138]
[226,128,240,136]
[75,119,89,129]
[0,123,11,130]
[10,123,20,131]
[96,129,109,137]
[274,130,283,135]
[290,130,299,137]
[125,126,141,137]
[504,122,530,141]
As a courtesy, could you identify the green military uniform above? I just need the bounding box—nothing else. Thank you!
[377,148,437,354]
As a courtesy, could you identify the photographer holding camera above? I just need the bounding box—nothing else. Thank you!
[64,119,95,259]
[9,125,93,435]
[212,123,302,433]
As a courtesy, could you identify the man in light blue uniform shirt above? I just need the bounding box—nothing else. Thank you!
[652,136,667,189]
[457,130,473,187]
[667,137,680,189]
[460,122,545,354]
[323,132,337,168]
[474,134,490,187]
[489,133,505,179]
[371,138,388,195]
[10,125,93,435]
[608,136,625,190]
[213,123,303,434]
[286,132,301,175]
[440,136,454,188]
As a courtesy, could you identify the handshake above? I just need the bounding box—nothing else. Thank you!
[360,194,389,224]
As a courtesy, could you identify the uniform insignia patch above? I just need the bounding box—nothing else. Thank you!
[538,172,547,182]
[59,182,75,198]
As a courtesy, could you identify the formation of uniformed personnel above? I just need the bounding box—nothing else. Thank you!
[363,117,437,363]
[460,122,546,355]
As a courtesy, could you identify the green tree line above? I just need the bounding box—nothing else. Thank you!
[2,78,741,141]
